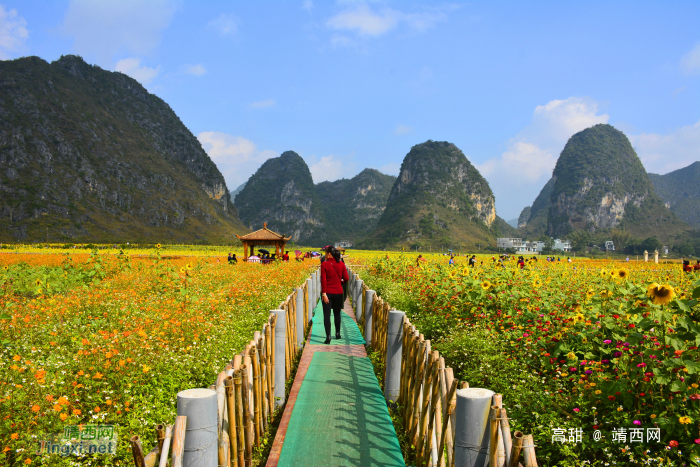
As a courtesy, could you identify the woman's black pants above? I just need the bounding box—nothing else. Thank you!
[322,293,344,337]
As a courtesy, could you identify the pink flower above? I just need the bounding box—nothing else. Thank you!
[695,439,700,445]
[573,408,580,412]
[603,339,612,344]
[637,363,647,368]
[633,420,641,425]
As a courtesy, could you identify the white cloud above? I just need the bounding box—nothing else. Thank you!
[394,124,412,135]
[629,119,700,174]
[476,97,609,219]
[248,99,275,109]
[330,34,353,47]
[0,5,28,60]
[680,43,700,75]
[198,132,277,189]
[185,63,206,76]
[115,58,160,84]
[302,1,314,13]
[326,3,450,38]
[309,155,346,183]
[207,13,238,36]
[59,0,179,66]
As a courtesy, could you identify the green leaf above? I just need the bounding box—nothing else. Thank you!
[670,380,686,392]
[0,313,10,320]
[684,360,700,375]
[693,287,700,299]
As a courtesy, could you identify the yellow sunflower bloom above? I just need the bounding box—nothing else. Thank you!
[647,283,676,306]
[615,268,629,280]
[481,281,492,290]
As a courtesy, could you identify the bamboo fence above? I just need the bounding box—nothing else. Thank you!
[357,274,540,467]
[130,277,311,467]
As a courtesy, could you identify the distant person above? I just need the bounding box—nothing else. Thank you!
[230,254,237,264]
[320,246,348,344]
[416,254,423,266]
[228,253,233,263]
[626,256,630,262]
[449,255,455,266]
[694,260,700,272]
[683,260,693,273]
[283,251,290,261]
[518,256,525,269]
[567,257,572,263]
[469,255,476,267]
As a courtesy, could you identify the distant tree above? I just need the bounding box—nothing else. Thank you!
[676,243,695,257]
[568,231,591,252]
[641,236,662,253]
[611,229,631,252]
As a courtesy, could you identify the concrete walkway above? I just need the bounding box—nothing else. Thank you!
[266,298,405,467]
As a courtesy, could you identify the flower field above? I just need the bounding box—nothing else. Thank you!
[362,254,700,466]
[0,249,315,466]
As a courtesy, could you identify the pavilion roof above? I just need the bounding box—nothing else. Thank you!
[236,223,291,241]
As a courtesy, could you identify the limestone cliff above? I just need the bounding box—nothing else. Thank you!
[0,55,246,243]
[361,140,498,249]
[547,124,687,240]
[315,168,396,243]
[234,151,326,244]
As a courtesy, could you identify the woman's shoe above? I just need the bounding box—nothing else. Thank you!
[335,332,341,339]
[323,337,331,345]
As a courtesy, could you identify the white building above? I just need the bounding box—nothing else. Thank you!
[527,241,545,253]
[497,238,526,251]
[605,240,615,251]
[553,239,571,252]
[334,240,353,249]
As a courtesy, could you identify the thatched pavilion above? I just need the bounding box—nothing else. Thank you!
[236,223,292,260]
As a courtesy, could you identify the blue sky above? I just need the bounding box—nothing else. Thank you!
[1,0,699,220]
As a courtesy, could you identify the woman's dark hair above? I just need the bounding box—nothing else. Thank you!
[325,245,341,262]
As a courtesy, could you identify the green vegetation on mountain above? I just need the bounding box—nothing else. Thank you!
[234,151,326,245]
[547,124,688,242]
[229,181,247,203]
[517,176,556,239]
[315,168,396,243]
[493,216,519,238]
[360,140,498,250]
[0,55,245,244]
[649,162,700,229]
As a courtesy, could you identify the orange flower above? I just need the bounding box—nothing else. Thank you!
[10,433,18,440]
[53,404,61,412]
[13,355,21,361]
[24,458,31,464]
[59,413,68,421]
[81,338,88,345]
[119,360,126,367]
[93,372,103,379]
[77,370,84,376]
[94,406,101,413]
[57,396,69,406]
[46,395,54,402]
[34,370,46,380]
[72,409,81,416]
[106,400,112,406]
[31,405,40,412]
[105,352,113,359]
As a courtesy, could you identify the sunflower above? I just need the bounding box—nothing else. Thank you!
[585,289,595,300]
[35,279,42,286]
[599,269,608,278]
[155,243,162,249]
[646,283,676,306]
[572,303,582,313]
[532,278,543,288]
[481,281,492,290]
[600,289,613,299]
[615,268,629,280]
[186,263,193,271]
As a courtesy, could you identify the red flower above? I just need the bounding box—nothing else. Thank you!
[669,440,679,448]
[608,395,616,401]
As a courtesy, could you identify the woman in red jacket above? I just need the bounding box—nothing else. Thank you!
[320,246,349,344]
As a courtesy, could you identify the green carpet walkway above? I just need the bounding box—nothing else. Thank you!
[267,298,406,467]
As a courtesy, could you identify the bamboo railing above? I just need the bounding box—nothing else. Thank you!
[354,270,539,467]
[130,275,312,467]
